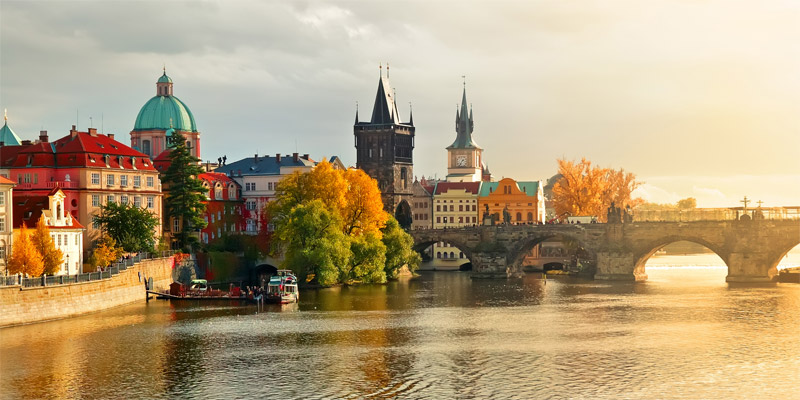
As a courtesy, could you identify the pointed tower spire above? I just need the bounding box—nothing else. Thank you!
[0,108,22,146]
[354,101,359,124]
[448,79,480,150]
[370,63,400,124]
[408,102,414,126]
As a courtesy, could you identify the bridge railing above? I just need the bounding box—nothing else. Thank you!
[0,250,176,288]
[633,208,800,222]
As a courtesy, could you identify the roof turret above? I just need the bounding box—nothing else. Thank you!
[133,71,197,132]
[0,109,22,146]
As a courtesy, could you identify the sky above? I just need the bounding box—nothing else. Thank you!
[1,0,799,208]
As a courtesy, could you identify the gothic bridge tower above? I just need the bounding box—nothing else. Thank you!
[354,66,415,228]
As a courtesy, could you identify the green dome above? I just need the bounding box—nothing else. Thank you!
[133,95,198,132]
[157,73,173,83]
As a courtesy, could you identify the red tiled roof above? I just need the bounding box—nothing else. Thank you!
[434,181,481,195]
[12,194,85,230]
[0,176,14,185]
[1,129,156,171]
[199,172,239,186]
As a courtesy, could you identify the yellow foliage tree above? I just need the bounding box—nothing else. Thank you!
[342,168,388,236]
[33,215,64,275]
[7,224,45,276]
[90,235,123,271]
[552,158,642,222]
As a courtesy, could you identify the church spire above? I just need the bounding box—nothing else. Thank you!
[408,102,414,126]
[448,80,479,149]
[354,101,359,125]
[370,63,401,124]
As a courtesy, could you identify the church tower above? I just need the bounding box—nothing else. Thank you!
[354,65,415,227]
[446,83,483,182]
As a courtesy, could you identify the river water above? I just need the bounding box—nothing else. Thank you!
[1,258,799,399]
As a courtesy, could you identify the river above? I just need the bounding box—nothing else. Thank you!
[1,258,799,399]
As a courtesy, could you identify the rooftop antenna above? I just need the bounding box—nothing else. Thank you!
[379,62,382,77]
[89,116,93,128]
[462,75,466,88]
[76,108,79,130]
[387,62,390,78]
[101,112,104,133]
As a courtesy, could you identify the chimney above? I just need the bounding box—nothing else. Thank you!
[39,130,49,143]
[70,125,78,137]
[108,133,115,141]
[254,153,259,163]
[88,128,98,137]
[293,152,299,162]
[275,153,281,163]
[303,154,309,160]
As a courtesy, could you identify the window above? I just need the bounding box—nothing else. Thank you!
[247,201,256,210]
[107,195,114,204]
[120,195,129,204]
[173,218,180,232]
[472,205,476,212]
[246,219,256,232]
[93,220,101,229]
[142,140,151,156]
[120,175,128,187]
[436,217,441,223]
[75,235,79,245]
[245,182,255,191]
[449,217,454,223]
[134,196,141,207]
[92,195,100,207]
[459,205,463,212]
[0,216,4,232]
[528,212,533,221]
[146,176,154,187]
[449,205,454,212]
[133,176,141,187]
[268,182,273,191]
[23,173,31,183]
[33,174,38,184]
[147,196,154,209]
[107,175,114,185]
[211,214,215,223]
[436,205,440,212]
[437,252,441,259]
[0,192,4,206]
[214,185,223,199]
[91,173,100,185]
[516,212,522,221]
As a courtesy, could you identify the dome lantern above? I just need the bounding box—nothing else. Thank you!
[156,67,174,96]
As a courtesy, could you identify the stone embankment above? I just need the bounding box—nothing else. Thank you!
[0,257,174,328]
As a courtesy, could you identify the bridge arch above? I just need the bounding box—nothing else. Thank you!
[763,237,800,278]
[412,236,475,271]
[506,232,596,274]
[632,235,729,277]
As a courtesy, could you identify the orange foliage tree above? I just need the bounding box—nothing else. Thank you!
[341,168,388,236]
[7,224,45,276]
[552,158,642,222]
[33,215,64,275]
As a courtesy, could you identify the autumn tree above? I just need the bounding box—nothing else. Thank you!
[89,235,124,271]
[7,224,44,276]
[268,161,419,286]
[677,197,697,209]
[32,215,64,275]
[552,158,643,222]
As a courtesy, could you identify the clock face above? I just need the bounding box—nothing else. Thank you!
[456,155,467,167]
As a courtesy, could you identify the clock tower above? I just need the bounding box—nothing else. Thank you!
[446,84,483,182]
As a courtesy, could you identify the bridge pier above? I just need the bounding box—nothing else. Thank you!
[724,252,777,283]
[470,252,510,279]
[594,251,647,282]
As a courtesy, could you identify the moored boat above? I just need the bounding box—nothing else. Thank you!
[266,270,299,304]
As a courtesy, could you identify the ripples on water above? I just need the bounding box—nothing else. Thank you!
[1,263,799,399]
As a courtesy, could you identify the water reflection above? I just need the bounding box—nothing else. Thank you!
[2,265,799,399]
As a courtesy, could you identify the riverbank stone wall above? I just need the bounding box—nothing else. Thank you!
[0,257,175,328]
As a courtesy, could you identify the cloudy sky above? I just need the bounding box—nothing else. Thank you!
[1,0,798,207]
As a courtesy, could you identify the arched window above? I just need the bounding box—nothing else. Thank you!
[459,252,464,259]
[142,140,151,156]
[214,184,223,200]
[528,212,533,221]
[437,251,441,259]
[450,251,455,259]
[516,212,522,221]
[228,185,236,200]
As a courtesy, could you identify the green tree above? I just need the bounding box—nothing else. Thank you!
[273,200,350,286]
[381,217,421,279]
[161,130,208,250]
[32,215,64,275]
[344,232,386,284]
[93,202,159,252]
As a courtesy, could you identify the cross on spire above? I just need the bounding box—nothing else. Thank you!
[757,200,764,208]
[3,108,6,122]
[741,196,750,210]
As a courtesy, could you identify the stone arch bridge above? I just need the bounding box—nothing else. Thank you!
[410,220,800,282]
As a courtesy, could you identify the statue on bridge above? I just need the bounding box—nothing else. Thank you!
[607,202,633,223]
[502,205,511,225]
